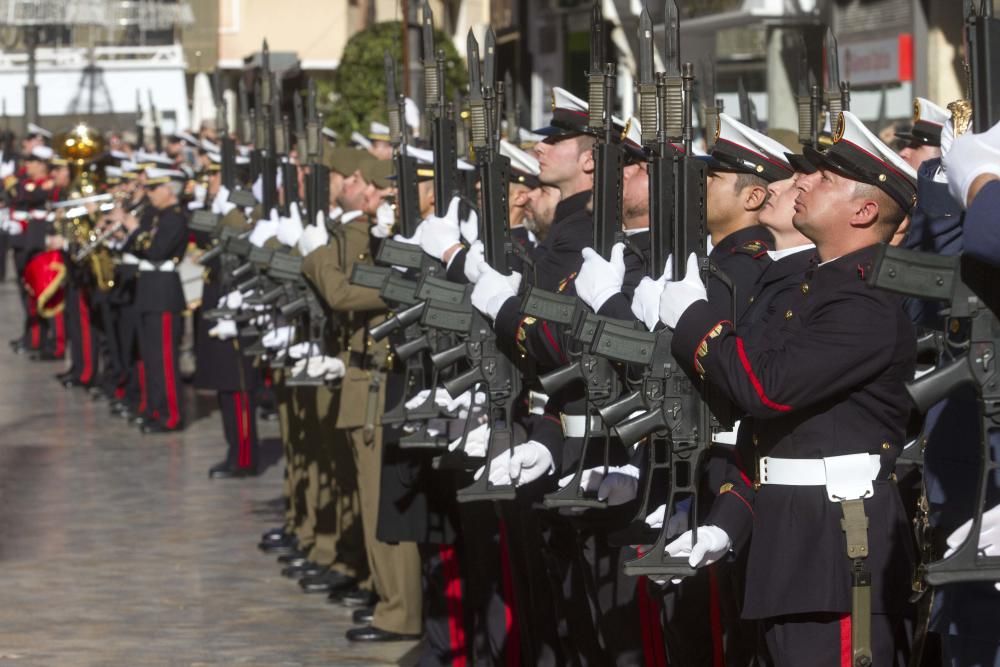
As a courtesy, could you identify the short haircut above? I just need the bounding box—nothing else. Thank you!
[853,182,906,241]
[575,134,597,154]
[733,171,770,210]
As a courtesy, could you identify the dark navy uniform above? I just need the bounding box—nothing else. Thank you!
[908,168,1000,666]
[132,203,187,431]
[672,244,916,665]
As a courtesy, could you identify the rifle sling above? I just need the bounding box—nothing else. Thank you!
[840,498,873,667]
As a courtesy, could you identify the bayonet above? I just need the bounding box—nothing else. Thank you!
[825,27,845,118]
[588,0,607,133]
[663,0,683,140]
[385,52,403,144]
[637,3,657,147]
[148,90,161,152]
[238,76,251,145]
[467,30,487,151]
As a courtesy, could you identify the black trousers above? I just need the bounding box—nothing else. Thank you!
[137,311,183,429]
[762,612,905,667]
[95,299,124,398]
[64,284,99,385]
[218,390,259,470]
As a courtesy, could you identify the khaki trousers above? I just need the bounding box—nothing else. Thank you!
[347,422,423,635]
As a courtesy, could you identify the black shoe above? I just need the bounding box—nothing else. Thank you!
[61,377,86,389]
[208,462,256,479]
[299,569,355,594]
[345,625,420,642]
[55,371,73,382]
[258,407,279,422]
[261,527,287,541]
[258,534,298,554]
[328,586,378,608]
[36,351,64,361]
[275,548,308,564]
[141,421,183,434]
[281,560,324,579]
[351,607,374,625]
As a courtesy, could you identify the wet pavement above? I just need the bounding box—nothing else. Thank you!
[0,281,419,666]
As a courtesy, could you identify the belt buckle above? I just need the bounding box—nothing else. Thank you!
[754,455,763,490]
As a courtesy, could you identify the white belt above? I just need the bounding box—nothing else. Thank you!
[11,210,29,221]
[529,390,549,416]
[121,253,140,265]
[138,259,177,272]
[560,413,602,438]
[759,453,883,502]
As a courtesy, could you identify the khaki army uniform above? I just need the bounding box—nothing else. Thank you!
[302,216,422,636]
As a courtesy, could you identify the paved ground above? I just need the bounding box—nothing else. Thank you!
[0,280,420,666]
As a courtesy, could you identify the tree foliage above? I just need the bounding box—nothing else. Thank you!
[321,21,466,140]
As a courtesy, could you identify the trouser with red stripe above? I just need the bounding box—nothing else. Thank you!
[138,311,183,430]
[65,285,98,385]
[95,299,124,398]
[118,304,143,410]
[218,390,259,470]
[419,503,519,667]
[762,612,904,667]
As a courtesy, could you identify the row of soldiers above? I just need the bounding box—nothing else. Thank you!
[5,2,1000,665]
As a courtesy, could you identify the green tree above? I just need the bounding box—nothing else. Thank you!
[322,21,466,140]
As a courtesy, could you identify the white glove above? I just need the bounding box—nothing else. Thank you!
[644,503,691,539]
[418,196,462,261]
[665,525,732,569]
[404,388,434,411]
[251,175,263,204]
[261,326,294,350]
[371,202,395,239]
[208,319,238,340]
[576,243,626,312]
[945,503,1000,593]
[221,290,245,310]
[471,263,517,321]
[942,120,1000,208]
[444,389,485,414]
[6,219,21,236]
[463,241,487,283]
[477,448,513,487]
[631,254,671,331]
[193,183,208,205]
[298,211,330,257]
[211,185,237,217]
[459,209,479,244]
[0,159,15,180]
[287,341,320,359]
[659,253,706,329]
[558,466,606,492]
[631,277,666,331]
[393,221,423,246]
[276,202,305,247]
[597,464,640,506]
[306,355,346,381]
[508,441,555,486]
[449,423,490,458]
[248,209,280,248]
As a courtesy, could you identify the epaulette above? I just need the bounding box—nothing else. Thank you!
[731,239,770,259]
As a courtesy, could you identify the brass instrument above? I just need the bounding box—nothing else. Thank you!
[53,123,118,290]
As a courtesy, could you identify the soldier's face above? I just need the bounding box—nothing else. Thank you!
[147,183,172,208]
[24,160,46,180]
[525,185,561,239]
[329,171,345,207]
[792,168,859,242]
[369,141,393,161]
[417,180,435,218]
[337,171,369,211]
[52,165,71,188]
[705,170,741,233]
[899,142,941,171]
[534,135,593,188]
[622,162,649,224]
[759,174,799,235]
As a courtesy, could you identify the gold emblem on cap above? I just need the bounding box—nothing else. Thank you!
[833,113,846,143]
[550,91,557,112]
[878,174,887,182]
[755,164,764,173]
[913,98,921,123]
[622,117,633,142]
[714,117,722,142]
[948,99,973,138]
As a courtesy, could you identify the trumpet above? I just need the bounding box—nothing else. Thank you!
[74,221,123,263]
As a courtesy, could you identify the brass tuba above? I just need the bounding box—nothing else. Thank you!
[53,124,116,291]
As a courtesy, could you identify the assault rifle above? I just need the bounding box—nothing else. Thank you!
[965,0,1000,131]
[422,0,459,217]
[590,0,712,579]
[532,0,628,510]
[868,245,1000,586]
